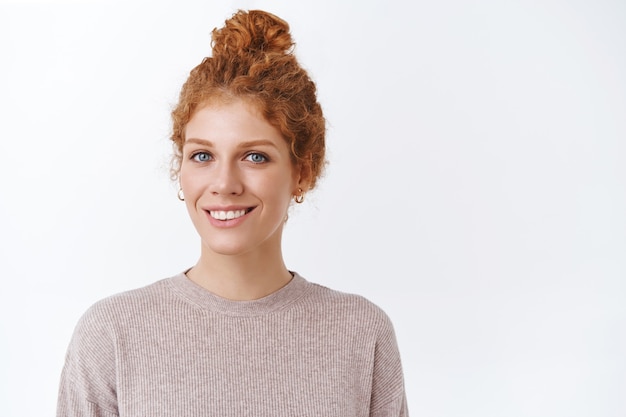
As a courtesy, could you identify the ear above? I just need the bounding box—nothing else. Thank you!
[294,162,312,192]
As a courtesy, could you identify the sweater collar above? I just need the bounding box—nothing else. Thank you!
[167,270,310,316]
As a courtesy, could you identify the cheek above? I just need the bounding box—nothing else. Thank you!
[179,167,202,198]
[266,182,296,212]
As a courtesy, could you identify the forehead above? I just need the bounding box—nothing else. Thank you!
[184,99,282,144]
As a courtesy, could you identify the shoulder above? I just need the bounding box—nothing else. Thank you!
[305,280,389,316]
[302,280,395,334]
[58,278,178,413]
[74,276,176,334]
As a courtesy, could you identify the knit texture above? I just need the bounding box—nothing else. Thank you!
[57,272,408,416]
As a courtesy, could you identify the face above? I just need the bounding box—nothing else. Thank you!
[179,99,303,257]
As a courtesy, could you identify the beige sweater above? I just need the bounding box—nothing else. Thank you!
[57,272,408,416]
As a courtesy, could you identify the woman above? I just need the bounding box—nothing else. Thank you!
[57,9,408,417]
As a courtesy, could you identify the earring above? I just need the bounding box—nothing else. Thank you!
[177,188,185,201]
[294,188,305,204]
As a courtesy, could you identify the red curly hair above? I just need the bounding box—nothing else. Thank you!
[170,10,326,190]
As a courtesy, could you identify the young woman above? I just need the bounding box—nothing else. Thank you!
[57,10,408,417]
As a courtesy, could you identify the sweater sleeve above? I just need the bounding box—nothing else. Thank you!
[57,303,119,417]
[369,312,409,417]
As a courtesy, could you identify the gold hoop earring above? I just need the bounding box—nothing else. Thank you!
[177,188,185,201]
[294,188,305,204]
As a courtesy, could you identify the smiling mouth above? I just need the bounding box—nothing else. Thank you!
[208,208,254,220]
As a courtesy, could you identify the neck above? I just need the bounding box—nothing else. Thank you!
[186,245,293,301]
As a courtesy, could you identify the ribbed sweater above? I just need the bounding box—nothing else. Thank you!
[57,272,408,416]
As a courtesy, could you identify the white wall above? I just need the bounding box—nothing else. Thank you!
[1,0,625,416]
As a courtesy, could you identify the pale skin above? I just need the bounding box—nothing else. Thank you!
[179,98,308,301]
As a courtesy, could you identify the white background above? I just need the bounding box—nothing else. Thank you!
[1,0,625,416]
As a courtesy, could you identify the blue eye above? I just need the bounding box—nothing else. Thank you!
[192,152,212,162]
[246,153,268,163]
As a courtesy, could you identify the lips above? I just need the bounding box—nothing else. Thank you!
[205,207,255,221]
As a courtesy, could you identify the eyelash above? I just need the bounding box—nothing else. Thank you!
[245,152,269,164]
[190,151,212,162]
[188,151,269,164]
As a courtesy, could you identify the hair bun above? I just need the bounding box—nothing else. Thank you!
[211,9,294,58]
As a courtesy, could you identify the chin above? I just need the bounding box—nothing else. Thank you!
[200,237,258,257]
[204,243,248,257]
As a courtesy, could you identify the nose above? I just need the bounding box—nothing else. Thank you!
[209,161,244,196]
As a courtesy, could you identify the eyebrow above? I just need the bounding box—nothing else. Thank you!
[184,138,279,149]
[184,138,213,147]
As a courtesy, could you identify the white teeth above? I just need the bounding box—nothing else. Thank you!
[209,209,247,220]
